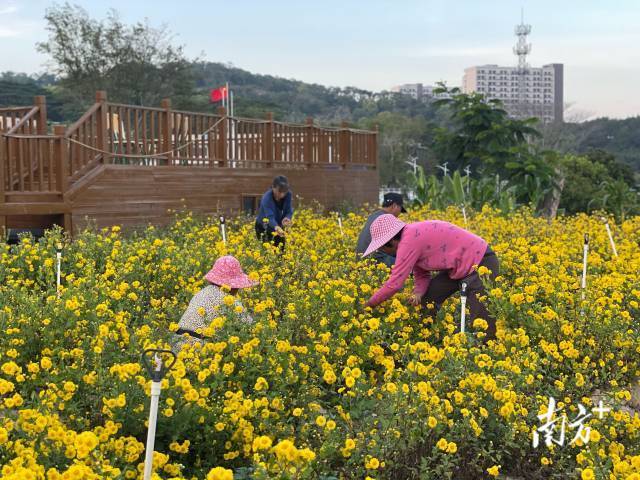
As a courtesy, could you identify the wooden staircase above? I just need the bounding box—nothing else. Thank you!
[1,91,379,236]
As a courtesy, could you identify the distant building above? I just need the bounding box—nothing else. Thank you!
[390,83,423,99]
[422,85,453,100]
[390,83,452,101]
[462,63,563,123]
[462,16,564,123]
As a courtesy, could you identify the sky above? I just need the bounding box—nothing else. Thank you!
[1,0,639,119]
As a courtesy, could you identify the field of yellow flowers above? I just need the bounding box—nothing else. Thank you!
[0,206,639,480]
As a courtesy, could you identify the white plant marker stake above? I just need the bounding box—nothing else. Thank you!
[56,248,62,294]
[461,204,468,225]
[337,214,344,237]
[143,354,162,480]
[581,234,589,301]
[141,349,174,480]
[602,217,618,257]
[219,215,227,245]
[460,282,468,333]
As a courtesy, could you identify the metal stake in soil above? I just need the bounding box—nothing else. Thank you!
[56,245,62,297]
[460,281,468,334]
[141,349,176,480]
[581,233,589,307]
[602,217,618,257]
[219,215,227,245]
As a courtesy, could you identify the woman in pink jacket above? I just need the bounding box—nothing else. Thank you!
[362,214,499,341]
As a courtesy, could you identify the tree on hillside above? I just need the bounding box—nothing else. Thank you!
[37,3,196,116]
[431,86,558,212]
[554,117,640,173]
[594,178,639,221]
[431,86,541,172]
[557,154,610,215]
[359,112,430,188]
[583,149,636,186]
[0,72,64,120]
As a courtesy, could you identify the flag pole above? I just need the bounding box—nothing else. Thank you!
[225,82,230,113]
[231,91,235,118]
[227,82,235,165]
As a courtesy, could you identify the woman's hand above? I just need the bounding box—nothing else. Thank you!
[408,293,422,306]
[282,218,292,227]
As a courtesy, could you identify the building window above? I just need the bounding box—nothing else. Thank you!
[241,195,261,215]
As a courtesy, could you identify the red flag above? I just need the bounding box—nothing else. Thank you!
[209,86,228,103]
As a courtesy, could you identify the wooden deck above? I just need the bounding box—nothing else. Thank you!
[1,92,378,233]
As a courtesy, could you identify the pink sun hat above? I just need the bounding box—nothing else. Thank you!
[204,256,258,289]
[362,214,407,257]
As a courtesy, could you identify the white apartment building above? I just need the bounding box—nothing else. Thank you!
[462,63,564,123]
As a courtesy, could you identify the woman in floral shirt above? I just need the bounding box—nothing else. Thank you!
[172,256,257,351]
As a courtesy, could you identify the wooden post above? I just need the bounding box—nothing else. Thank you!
[318,127,327,164]
[217,106,227,167]
[63,213,72,233]
[0,131,5,205]
[207,117,215,167]
[373,124,379,168]
[34,96,47,134]
[340,121,350,168]
[161,99,173,165]
[53,125,68,194]
[263,112,273,167]
[304,117,313,165]
[95,91,109,163]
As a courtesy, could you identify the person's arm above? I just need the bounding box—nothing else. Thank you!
[283,192,293,221]
[366,242,419,307]
[258,193,279,229]
[412,264,431,297]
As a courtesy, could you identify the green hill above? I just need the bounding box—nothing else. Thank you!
[1,63,639,175]
[190,62,439,124]
[561,116,640,171]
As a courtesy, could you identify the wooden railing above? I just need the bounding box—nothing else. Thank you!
[0,96,54,196]
[1,91,378,199]
[99,97,377,168]
[1,107,37,133]
[66,98,104,180]
[104,100,226,167]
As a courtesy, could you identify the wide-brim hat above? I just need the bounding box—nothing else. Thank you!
[362,214,406,257]
[204,255,258,289]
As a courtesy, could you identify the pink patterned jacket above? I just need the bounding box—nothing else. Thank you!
[367,220,488,306]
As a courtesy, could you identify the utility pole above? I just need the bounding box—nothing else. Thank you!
[405,154,418,175]
[436,162,449,177]
[464,165,471,195]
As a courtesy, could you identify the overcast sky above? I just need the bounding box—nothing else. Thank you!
[1,0,639,119]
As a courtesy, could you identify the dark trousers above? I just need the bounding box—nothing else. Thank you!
[255,223,285,250]
[421,248,499,341]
